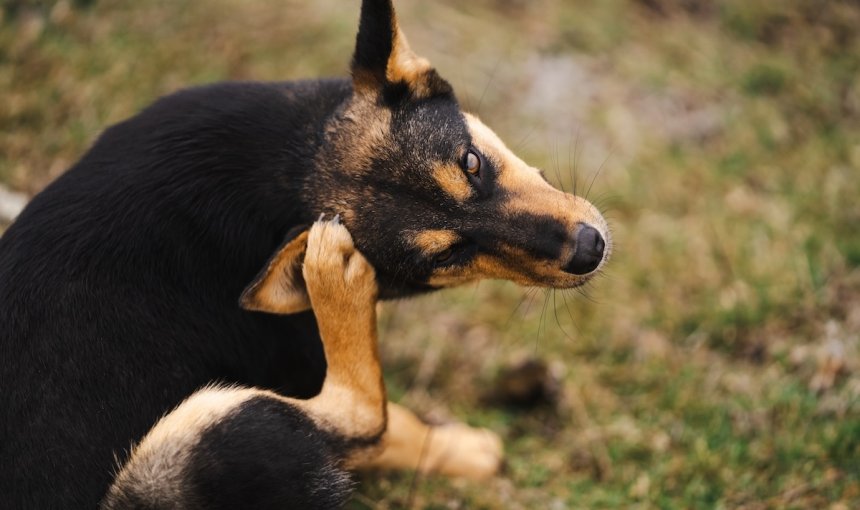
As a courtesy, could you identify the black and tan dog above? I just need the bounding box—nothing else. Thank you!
[0,0,611,508]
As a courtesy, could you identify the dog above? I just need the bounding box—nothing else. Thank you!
[0,0,611,508]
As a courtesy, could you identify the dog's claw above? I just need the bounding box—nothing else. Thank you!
[332,214,341,225]
[317,212,326,222]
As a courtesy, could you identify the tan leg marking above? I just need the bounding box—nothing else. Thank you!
[298,218,386,446]
[357,402,503,480]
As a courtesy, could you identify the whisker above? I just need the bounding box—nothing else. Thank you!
[505,286,536,329]
[496,287,538,357]
[512,126,536,153]
[476,57,503,115]
[455,60,474,114]
[520,286,540,320]
[471,280,482,301]
[573,284,600,305]
[587,191,620,215]
[572,129,581,196]
[560,288,581,336]
[552,289,574,342]
[585,142,615,201]
[552,138,567,193]
[535,289,550,354]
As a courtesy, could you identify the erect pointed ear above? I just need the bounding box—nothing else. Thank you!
[351,0,452,100]
[239,228,311,315]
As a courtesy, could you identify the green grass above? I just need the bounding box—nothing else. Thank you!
[3,0,860,508]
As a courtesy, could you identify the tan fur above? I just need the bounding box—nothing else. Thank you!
[431,162,474,201]
[323,97,393,177]
[386,28,435,98]
[411,229,460,254]
[357,402,503,480]
[239,231,311,314]
[428,250,569,288]
[353,15,435,99]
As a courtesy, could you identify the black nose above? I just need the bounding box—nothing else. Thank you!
[564,224,605,275]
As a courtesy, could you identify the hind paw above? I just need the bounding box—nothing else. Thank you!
[425,423,504,480]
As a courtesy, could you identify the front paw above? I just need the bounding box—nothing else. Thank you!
[302,217,377,313]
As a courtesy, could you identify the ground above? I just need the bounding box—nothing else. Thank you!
[1,0,859,508]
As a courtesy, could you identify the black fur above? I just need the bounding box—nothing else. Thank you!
[352,0,395,86]
[0,80,350,509]
[184,397,353,510]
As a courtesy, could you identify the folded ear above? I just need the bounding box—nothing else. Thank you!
[239,229,311,315]
[351,0,452,100]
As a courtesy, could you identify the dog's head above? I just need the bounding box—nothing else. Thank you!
[241,0,611,313]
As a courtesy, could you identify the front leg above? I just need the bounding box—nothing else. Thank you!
[300,217,387,459]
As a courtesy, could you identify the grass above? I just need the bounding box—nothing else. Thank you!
[2,0,859,508]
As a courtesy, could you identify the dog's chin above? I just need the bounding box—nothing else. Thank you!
[538,257,609,290]
[377,280,441,301]
[530,272,597,290]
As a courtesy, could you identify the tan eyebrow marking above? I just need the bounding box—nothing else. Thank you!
[431,162,473,202]
[411,230,460,253]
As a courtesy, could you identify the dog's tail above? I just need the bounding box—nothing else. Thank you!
[100,386,354,510]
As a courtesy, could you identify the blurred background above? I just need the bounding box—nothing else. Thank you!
[2,0,859,508]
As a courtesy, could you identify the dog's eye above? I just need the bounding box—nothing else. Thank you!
[463,149,481,176]
[434,247,456,266]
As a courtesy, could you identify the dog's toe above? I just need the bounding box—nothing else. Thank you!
[426,423,504,480]
[304,217,377,309]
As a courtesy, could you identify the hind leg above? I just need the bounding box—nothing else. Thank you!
[357,402,503,480]
[102,219,384,509]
